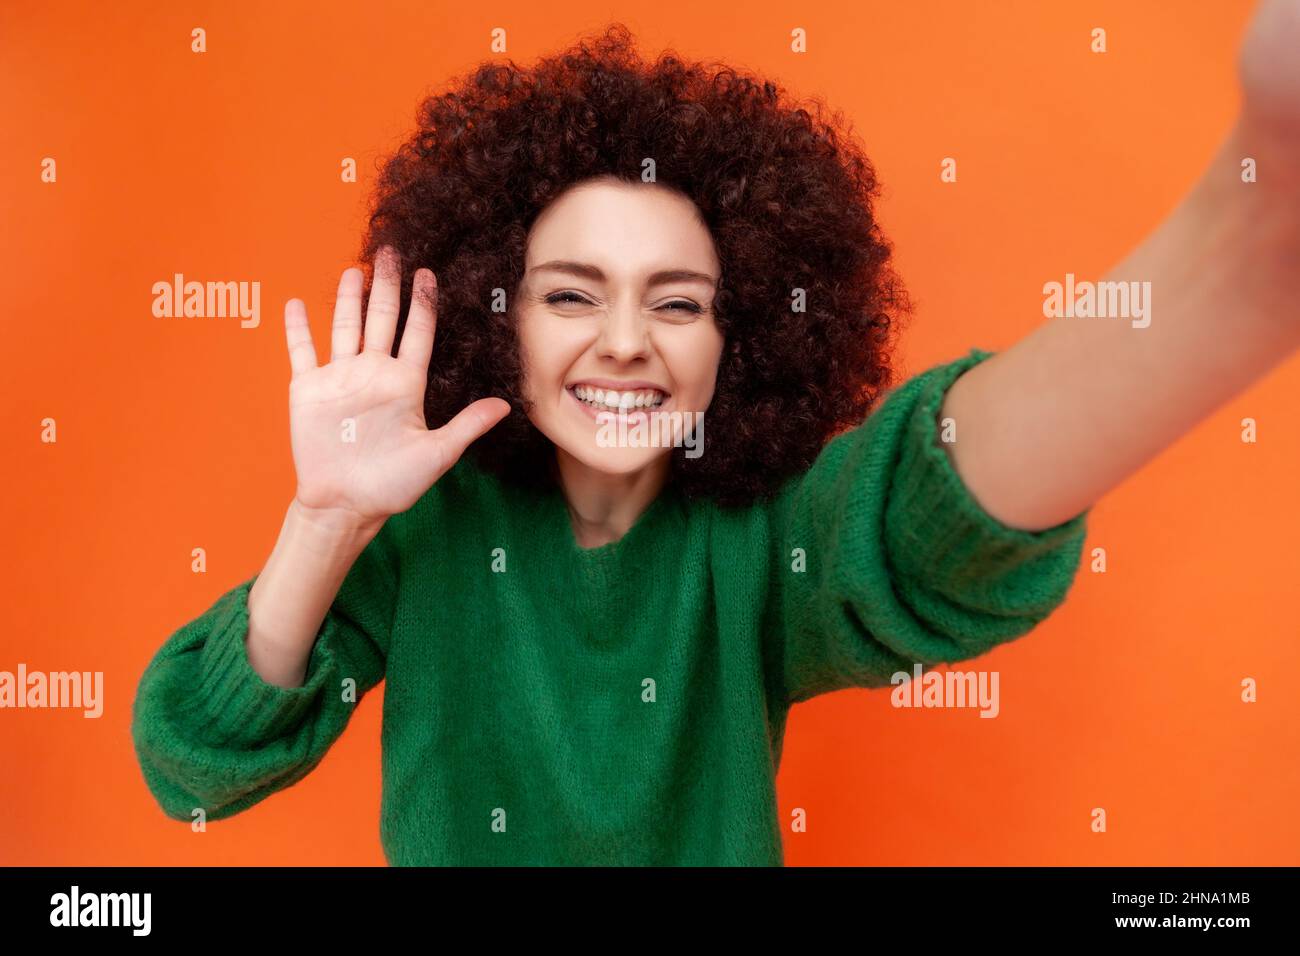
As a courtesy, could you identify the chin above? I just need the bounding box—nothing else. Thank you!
[564,444,671,477]
[582,447,670,478]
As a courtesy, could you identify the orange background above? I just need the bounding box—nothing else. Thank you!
[2,0,1296,866]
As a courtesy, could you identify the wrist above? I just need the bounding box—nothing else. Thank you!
[287,496,385,551]
[1175,119,1300,307]
[1212,116,1300,208]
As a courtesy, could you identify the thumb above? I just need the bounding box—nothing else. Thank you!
[426,397,512,477]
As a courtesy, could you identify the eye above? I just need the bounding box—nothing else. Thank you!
[545,291,593,307]
[659,300,702,315]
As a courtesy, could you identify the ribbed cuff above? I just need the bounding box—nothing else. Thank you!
[885,348,1089,612]
[194,577,333,750]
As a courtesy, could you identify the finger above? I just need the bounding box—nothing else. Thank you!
[397,269,437,371]
[363,245,401,357]
[284,298,318,380]
[426,398,512,478]
[331,267,364,361]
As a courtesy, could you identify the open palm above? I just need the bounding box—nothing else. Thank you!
[284,246,510,531]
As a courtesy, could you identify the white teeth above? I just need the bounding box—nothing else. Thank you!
[572,385,665,409]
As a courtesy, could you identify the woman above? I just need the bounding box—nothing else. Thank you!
[132,11,1300,865]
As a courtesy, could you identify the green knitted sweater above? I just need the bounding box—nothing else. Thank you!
[131,347,1089,865]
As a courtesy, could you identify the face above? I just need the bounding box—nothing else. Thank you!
[515,176,725,478]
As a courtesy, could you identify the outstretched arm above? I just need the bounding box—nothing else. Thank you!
[939,0,1300,532]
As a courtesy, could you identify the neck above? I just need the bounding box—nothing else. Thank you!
[554,448,671,549]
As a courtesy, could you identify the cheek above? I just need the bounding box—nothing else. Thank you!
[663,328,725,399]
[516,315,555,394]
[517,313,583,404]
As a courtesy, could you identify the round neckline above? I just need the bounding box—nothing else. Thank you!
[547,480,679,561]
[458,452,688,593]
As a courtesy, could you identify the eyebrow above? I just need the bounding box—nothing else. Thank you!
[527,260,718,288]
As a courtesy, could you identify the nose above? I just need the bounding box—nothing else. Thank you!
[594,299,652,363]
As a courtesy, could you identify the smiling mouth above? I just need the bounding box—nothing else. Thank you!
[567,383,669,413]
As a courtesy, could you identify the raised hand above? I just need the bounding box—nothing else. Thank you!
[283,245,510,532]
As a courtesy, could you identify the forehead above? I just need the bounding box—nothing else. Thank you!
[525,179,719,275]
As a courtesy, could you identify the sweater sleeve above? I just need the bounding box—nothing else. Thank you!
[130,513,401,822]
[767,347,1090,707]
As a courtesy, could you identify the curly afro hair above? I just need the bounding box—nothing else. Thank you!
[355,22,910,508]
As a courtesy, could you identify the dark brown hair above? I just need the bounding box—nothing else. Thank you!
[356,22,910,507]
